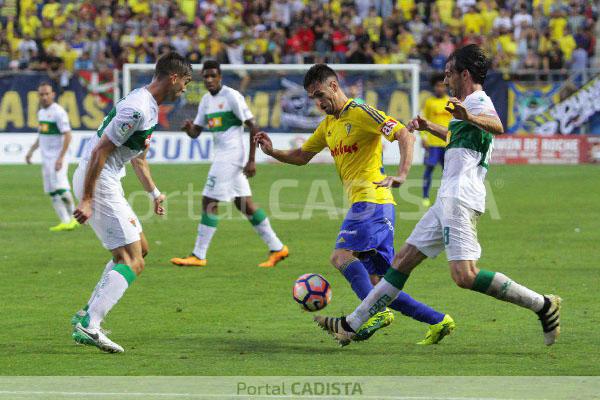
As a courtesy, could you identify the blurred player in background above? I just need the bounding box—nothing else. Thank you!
[70,53,192,353]
[170,60,288,268]
[315,45,561,347]
[25,82,79,232]
[420,74,451,207]
[256,64,454,346]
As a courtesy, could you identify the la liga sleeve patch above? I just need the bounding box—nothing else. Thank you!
[380,119,398,136]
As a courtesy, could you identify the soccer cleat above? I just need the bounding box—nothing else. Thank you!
[417,314,456,345]
[70,309,87,328]
[66,218,81,230]
[73,323,124,353]
[422,198,431,207]
[314,315,356,347]
[354,308,395,342]
[258,245,289,268]
[170,255,207,267]
[538,294,561,346]
[49,222,69,232]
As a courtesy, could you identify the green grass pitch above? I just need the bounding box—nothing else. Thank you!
[0,163,598,375]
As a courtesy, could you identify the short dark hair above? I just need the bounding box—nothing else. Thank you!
[447,44,491,85]
[38,81,54,91]
[430,73,445,87]
[154,52,192,78]
[202,60,221,73]
[303,64,338,90]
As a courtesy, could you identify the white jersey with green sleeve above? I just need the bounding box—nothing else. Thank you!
[37,103,71,160]
[438,90,497,213]
[193,85,253,166]
[80,87,158,177]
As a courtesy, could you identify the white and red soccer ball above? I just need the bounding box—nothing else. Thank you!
[293,273,332,312]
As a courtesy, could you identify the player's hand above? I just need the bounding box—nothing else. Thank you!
[254,132,273,155]
[73,199,92,224]
[408,115,429,132]
[25,152,33,164]
[374,175,406,188]
[55,157,63,171]
[243,160,256,178]
[153,193,166,216]
[445,98,470,121]
[182,120,196,138]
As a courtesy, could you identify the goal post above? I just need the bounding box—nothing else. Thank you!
[123,63,421,133]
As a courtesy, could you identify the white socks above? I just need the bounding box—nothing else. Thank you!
[61,191,75,215]
[51,195,71,223]
[253,218,284,251]
[193,223,217,260]
[87,260,115,307]
[486,272,545,312]
[87,264,136,329]
[346,278,401,331]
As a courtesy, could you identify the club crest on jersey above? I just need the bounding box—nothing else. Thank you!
[218,103,224,109]
[119,122,133,135]
[208,117,222,128]
[129,218,137,227]
[345,123,352,136]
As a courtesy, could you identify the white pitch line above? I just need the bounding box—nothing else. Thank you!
[0,390,534,400]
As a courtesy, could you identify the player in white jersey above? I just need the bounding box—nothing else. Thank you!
[70,53,192,353]
[25,83,78,232]
[170,60,288,268]
[315,45,561,347]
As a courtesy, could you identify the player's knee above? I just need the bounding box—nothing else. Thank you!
[141,244,149,258]
[130,257,145,275]
[370,274,381,286]
[452,269,477,289]
[329,251,352,270]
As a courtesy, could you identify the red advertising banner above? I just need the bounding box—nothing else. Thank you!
[491,135,597,164]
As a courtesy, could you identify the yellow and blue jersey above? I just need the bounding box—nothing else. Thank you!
[422,95,451,147]
[302,98,405,205]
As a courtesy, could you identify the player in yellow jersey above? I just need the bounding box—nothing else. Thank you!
[420,74,452,207]
[255,64,454,346]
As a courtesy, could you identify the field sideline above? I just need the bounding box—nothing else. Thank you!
[0,163,598,375]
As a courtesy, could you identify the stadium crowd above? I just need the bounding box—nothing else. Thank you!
[0,0,597,77]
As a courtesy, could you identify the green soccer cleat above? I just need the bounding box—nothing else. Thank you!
[70,309,87,328]
[71,310,95,346]
[354,308,395,342]
[417,314,456,345]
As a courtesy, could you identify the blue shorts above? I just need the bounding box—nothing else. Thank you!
[424,146,445,167]
[335,202,395,276]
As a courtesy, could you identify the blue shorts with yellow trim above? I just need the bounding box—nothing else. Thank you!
[335,202,395,276]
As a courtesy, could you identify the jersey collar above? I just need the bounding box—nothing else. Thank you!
[339,98,354,117]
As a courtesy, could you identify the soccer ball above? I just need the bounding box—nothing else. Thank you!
[292,273,332,312]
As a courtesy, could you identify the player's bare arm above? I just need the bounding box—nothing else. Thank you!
[182,119,202,138]
[25,138,39,164]
[254,131,316,166]
[445,98,504,135]
[73,134,116,224]
[375,127,415,188]
[131,149,165,216]
[243,118,259,178]
[408,115,448,142]
[55,131,72,171]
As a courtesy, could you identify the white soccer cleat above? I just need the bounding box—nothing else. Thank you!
[537,294,561,346]
[74,323,124,353]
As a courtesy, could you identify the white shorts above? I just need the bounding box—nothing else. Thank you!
[73,163,142,250]
[406,197,482,261]
[42,157,70,193]
[202,161,252,202]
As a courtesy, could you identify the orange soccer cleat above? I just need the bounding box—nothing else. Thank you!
[170,255,208,267]
[258,245,289,268]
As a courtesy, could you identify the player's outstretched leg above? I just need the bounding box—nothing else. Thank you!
[49,191,72,231]
[462,265,561,345]
[235,197,288,268]
[171,213,217,267]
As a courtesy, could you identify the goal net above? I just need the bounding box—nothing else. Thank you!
[123,63,421,134]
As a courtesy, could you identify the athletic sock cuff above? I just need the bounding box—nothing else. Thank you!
[112,264,136,286]
[472,269,496,293]
[339,258,360,273]
[201,213,219,227]
[249,208,267,226]
[383,268,409,290]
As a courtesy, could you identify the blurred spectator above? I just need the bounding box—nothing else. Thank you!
[17,33,37,69]
[570,42,589,71]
